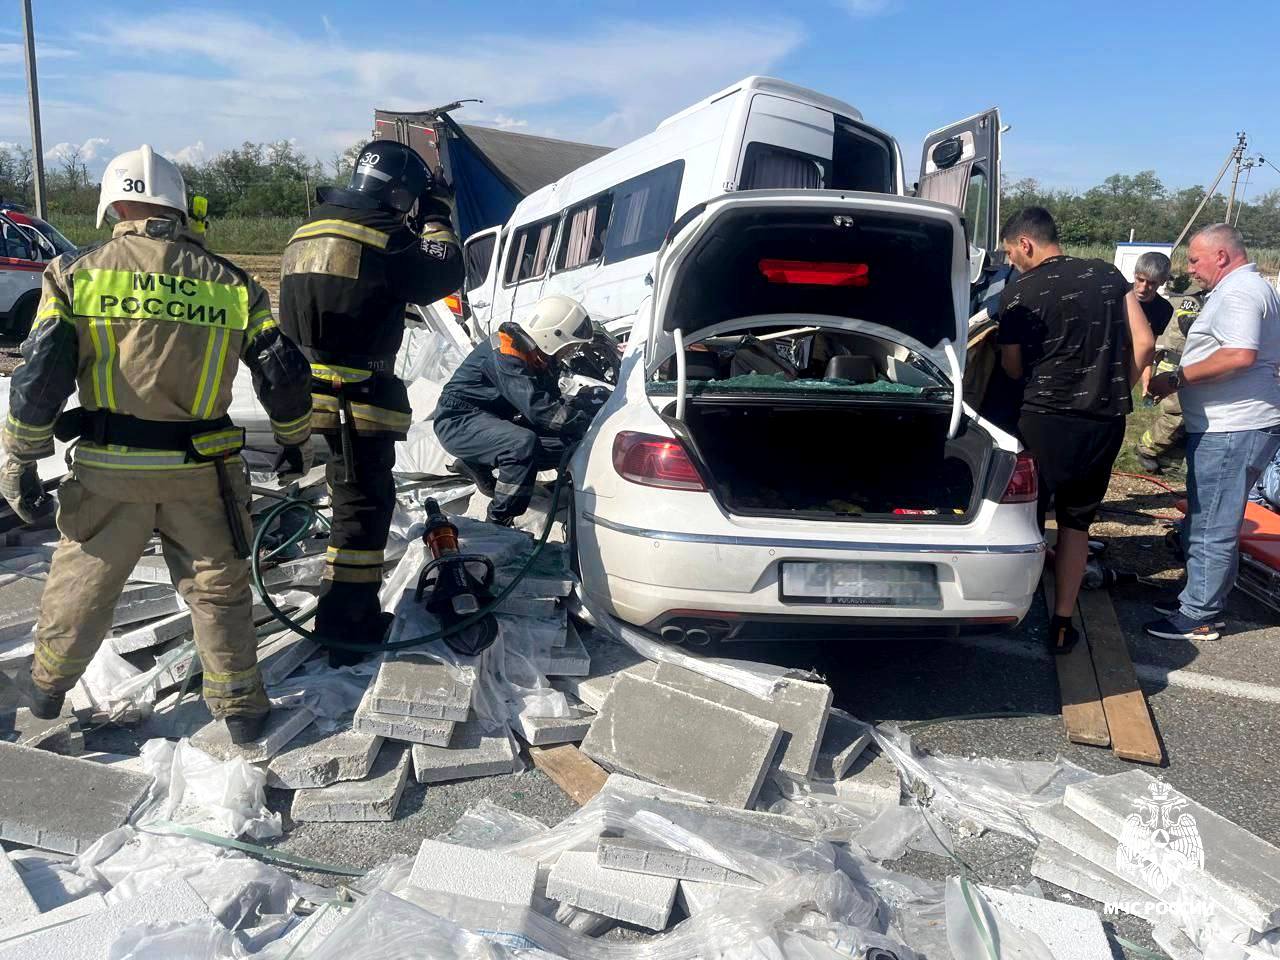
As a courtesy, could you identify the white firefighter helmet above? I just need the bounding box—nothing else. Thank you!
[520,295,594,357]
[96,144,187,227]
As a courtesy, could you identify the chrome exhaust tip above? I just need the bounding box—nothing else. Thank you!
[659,625,686,645]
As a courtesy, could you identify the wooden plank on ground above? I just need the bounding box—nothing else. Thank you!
[1077,588,1165,765]
[1044,574,1111,747]
[528,743,608,806]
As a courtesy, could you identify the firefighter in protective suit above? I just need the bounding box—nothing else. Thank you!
[279,140,462,664]
[434,296,600,525]
[0,146,313,742]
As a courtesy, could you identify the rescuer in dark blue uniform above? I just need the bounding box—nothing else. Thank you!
[434,295,599,525]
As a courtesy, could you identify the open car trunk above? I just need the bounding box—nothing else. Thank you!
[677,396,991,522]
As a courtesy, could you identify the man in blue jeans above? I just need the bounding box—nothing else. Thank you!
[1146,224,1280,640]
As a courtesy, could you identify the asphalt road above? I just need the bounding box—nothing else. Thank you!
[69,505,1277,959]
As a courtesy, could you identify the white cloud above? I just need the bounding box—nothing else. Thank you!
[45,136,109,165]
[166,141,208,166]
[59,12,804,162]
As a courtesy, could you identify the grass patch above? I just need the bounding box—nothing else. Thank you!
[53,213,301,255]
[1065,243,1280,278]
[1117,389,1186,484]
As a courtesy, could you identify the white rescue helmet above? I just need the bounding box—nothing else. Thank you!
[96,144,187,227]
[520,295,594,357]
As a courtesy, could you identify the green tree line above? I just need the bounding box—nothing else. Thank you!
[1,141,1277,251]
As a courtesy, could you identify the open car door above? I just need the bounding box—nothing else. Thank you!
[460,226,502,340]
[917,109,1001,291]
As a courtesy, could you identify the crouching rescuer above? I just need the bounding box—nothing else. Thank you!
[434,295,600,526]
[279,140,462,664]
[0,146,313,742]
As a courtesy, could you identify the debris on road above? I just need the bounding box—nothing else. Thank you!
[2,457,1279,959]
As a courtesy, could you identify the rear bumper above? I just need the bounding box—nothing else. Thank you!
[577,510,1044,630]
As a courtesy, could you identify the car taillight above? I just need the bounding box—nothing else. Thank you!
[443,293,464,317]
[1001,452,1038,503]
[612,432,706,491]
[758,259,870,287]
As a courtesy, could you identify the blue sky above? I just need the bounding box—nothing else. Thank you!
[2,0,1278,196]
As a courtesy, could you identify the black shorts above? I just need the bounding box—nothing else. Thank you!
[1018,413,1126,532]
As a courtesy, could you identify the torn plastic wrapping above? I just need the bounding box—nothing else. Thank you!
[266,658,377,732]
[72,643,164,721]
[6,848,101,911]
[106,919,238,960]
[134,738,281,840]
[871,723,1096,842]
[73,827,295,931]
[309,889,520,960]
[945,877,1056,960]
[435,799,551,849]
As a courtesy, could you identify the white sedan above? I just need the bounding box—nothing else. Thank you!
[569,190,1045,643]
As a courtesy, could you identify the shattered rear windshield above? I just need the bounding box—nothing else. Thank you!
[647,374,930,397]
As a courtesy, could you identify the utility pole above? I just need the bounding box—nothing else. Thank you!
[1225,131,1248,225]
[21,0,47,219]
[1172,135,1243,251]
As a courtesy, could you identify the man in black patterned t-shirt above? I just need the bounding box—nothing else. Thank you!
[995,207,1154,654]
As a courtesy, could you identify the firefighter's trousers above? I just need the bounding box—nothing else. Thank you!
[434,410,568,522]
[315,433,396,645]
[1139,392,1186,463]
[32,473,268,719]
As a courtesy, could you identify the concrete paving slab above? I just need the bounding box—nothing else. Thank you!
[111,583,185,627]
[5,704,82,755]
[832,749,901,811]
[0,848,39,930]
[137,691,212,739]
[0,577,45,651]
[1030,840,1166,925]
[408,837,537,906]
[596,836,756,887]
[190,706,315,764]
[978,884,1112,960]
[603,773,819,842]
[411,720,515,784]
[813,707,872,781]
[540,624,590,677]
[290,744,411,823]
[1153,924,1205,960]
[368,654,473,721]
[1065,770,1280,932]
[266,726,382,789]
[580,674,782,808]
[352,685,455,746]
[275,904,347,952]
[547,849,677,931]
[0,876,210,960]
[651,662,831,780]
[677,879,727,916]
[0,891,106,942]
[258,631,319,687]
[514,704,594,746]
[0,742,151,853]
[550,633,653,711]
[109,610,192,655]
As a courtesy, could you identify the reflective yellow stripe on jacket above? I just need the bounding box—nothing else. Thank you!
[75,443,242,471]
[289,219,390,250]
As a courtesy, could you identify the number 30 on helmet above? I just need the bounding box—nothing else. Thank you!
[96,145,189,227]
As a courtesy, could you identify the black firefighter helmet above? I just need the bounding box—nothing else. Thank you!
[320,139,434,214]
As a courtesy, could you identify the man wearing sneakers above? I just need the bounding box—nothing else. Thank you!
[1145,224,1280,641]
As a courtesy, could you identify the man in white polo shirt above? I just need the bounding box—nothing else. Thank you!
[1146,223,1280,640]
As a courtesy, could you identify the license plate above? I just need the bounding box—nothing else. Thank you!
[779,560,939,606]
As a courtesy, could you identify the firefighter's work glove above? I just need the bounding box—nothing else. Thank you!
[0,457,52,526]
[273,444,314,484]
[420,166,455,222]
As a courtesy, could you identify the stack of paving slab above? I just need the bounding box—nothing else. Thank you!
[1029,769,1280,954]
[578,651,838,809]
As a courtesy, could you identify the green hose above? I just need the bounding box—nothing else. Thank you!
[249,461,570,653]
